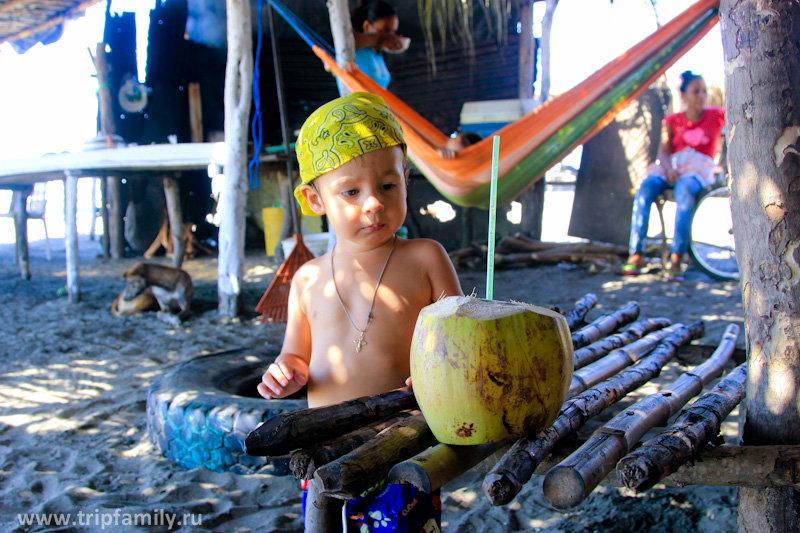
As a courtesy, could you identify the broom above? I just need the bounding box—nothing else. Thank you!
[255,3,316,323]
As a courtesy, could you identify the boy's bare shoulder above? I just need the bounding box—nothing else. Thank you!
[398,237,449,260]
[292,253,330,286]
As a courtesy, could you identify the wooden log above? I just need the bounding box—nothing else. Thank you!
[574,318,672,369]
[12,189,30,280]
[313,413,437,499]
[617,361,747,491]
[245,387,417,457]
[388,440,510,493]
[563,293,598,330]
[289,411,417,480]
[543,324,739,510]
[448,246,478,269]
[569,323,682,397]
[482,321,704,506]
[499,236,560,252]
[571,302,640,349]
[496,251,621,266]
[162,175,185,268]
[304,478,343,533]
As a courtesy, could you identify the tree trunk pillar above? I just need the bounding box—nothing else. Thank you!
[721,1,800,531]
[327,0,356,96]
[219,0,253,317]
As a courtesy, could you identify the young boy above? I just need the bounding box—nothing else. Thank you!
[257,92,463,530]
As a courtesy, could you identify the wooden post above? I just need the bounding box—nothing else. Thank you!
[517,1,535,99]
[163,175,185,268]
[64,171,80,303]
[721,1,800,530]
[327,0,355,95]
[517,0,545,239]
[188,82,204,143]
[12,189,30,280]
[94,43,125,259]
[218,0,253,317]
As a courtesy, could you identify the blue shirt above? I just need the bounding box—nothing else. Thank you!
[337,47,391,95]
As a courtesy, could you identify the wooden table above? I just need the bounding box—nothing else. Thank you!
[0,142,227,301]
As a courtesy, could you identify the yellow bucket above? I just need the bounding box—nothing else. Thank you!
[262,206,283,257]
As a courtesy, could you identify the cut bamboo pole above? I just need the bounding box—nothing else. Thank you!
[304,478,343,532]
[245,387,416,457]
[563,293,598,330]
[313,413,437,499]
[574,318,672,368]
[482,321,704,506]
[289,411,417,480]
[543,324,738,510]
[568,324,682,397]
[387,440,510,493]
[617,360,747,491]
[570,302,640,349]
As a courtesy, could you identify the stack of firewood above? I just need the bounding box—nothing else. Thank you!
[245,293,751,530]
[449,235,628,269]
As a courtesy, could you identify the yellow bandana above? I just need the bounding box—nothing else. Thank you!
[294,92,405,216]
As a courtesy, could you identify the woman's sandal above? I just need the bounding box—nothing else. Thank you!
[617,263,643,276]
[664,269,685,282]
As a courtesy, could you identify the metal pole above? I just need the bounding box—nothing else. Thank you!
[267,2,300,235]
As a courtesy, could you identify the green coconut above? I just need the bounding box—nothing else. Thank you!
[410,296,573,445]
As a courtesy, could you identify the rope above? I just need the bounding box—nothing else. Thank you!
[267,0,335,56]
[248,0,265,190]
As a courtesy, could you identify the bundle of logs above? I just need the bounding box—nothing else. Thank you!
[245,293,792,531]
[448,235,628,269]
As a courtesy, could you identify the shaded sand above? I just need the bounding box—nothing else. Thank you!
[0,234,743,532]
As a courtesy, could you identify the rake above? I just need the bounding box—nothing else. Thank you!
[255,3,316,323]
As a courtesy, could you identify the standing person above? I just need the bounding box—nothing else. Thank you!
[337,1,409,94]
[620,70,725,281]
[257,92,463,531]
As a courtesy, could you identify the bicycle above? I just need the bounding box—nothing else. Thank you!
[652,182,739,282]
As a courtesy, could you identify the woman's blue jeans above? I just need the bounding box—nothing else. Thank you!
[629,174,704,256]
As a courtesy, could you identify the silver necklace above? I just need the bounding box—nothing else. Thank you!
[331,235,398,353]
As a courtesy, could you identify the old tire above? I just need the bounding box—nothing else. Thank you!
[146,348,307,474]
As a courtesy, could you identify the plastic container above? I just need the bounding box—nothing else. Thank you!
[459,98,540,138]
[262,206,283,257]
[281,232,331,258]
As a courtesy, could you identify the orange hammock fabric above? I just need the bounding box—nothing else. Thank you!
[312,0,720,206]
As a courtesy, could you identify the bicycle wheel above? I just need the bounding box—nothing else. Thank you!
[689,186,740,281]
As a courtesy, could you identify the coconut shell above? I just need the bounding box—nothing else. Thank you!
[410,296,573,445]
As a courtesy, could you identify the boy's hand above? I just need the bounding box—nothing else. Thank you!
[257,358,308,399]
[405,376,413,388]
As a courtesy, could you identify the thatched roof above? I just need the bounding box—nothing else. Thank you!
[0,0,102,53]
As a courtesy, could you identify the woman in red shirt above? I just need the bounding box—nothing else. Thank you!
[622,70,725,280]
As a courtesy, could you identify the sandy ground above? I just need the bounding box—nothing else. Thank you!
[0,230,745,532]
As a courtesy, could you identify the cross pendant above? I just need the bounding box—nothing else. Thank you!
[354,332,367,353]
